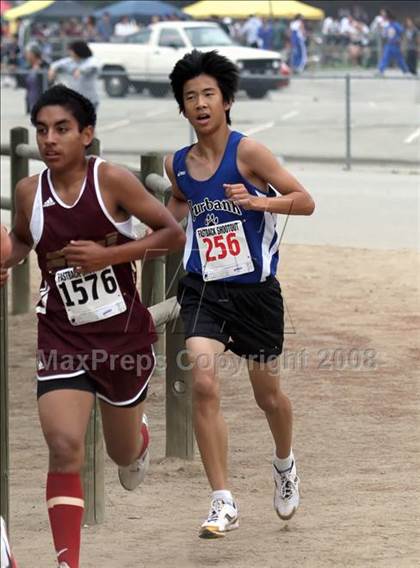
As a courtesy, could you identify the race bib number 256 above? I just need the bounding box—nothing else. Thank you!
[196,221,254,281]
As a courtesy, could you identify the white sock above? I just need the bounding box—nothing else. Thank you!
[273,450,294,473]
[212,489,233,504]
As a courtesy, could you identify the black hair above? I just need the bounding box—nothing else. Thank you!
[26,42,42,59]
[69,40,92,59]
[30,85,97,130]
[169,50,239,125]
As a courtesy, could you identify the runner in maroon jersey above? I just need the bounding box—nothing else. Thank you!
[0,85,185,568]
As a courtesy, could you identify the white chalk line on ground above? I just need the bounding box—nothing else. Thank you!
[145,108,169,118]
[243,111,300,136]
[97,119,130,133]
[98,108,169,132]
[244,121,275,135]
[281,110,300,120]
[404,127,420,144]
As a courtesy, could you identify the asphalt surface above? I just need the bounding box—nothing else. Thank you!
[1,73,419,250]
[1,70,419,164]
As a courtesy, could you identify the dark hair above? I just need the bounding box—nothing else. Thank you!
[385,10,395,21]
[169,50,239,125]
[30,85,97,130]
[69,40,92,59]
[26,42,42,59]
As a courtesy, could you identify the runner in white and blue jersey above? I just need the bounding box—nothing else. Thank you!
[166,50,315,539]
[173,129,281,284]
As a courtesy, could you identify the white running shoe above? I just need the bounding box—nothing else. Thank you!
[273,460,300,520]
[1,516,17,568]
[118,414,150,491]
[58,563,70,568]
[199,499,239,539]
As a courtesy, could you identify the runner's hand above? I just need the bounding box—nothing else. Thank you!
[62,240,111,274]
[224,183,259,210]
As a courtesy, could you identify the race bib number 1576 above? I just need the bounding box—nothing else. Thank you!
[55,266,127,326]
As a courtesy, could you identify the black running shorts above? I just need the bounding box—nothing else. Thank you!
[177,273,284,361]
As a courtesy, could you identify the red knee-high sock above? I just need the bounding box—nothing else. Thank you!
[46,472,84,568]
[140,419,149,456]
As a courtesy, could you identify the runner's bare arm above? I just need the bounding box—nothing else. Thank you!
[4,177,36,268]
[226,138,315,215]
[63,163,185,272]
[164,154,189,222]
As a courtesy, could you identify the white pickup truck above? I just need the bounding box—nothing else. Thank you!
[90,21,290,99]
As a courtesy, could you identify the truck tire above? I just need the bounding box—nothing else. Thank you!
[149,84,169,98]
[104,74,129,98]
[245,87,269,99]
[132,81,145,94]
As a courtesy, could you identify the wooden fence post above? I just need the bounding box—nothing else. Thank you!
[140,154,166,364]
[82,138,105,525]
[165,247,194,459]
[0,287,9,528]
[82,401,104,525]
[10,127,30,315]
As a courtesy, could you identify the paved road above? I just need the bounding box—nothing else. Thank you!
[1,73,418,250]
[1,70,419,164]
[278,162,419,251]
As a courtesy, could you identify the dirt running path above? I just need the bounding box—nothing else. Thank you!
[6,244,419,567]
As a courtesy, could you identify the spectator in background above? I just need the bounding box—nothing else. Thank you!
[258,18,274,50]
[321,16,340,65]
[48,40,100,108]
[60,18,83,38]
[241,14,262,48]
[370,8,388,36]
[114,15,139,37]
[24,42,49,113]
[322,16,340,45]
[405,18,418,75]
[1,33,20,87]
[347,16,369,66]
[84,15,99,42]
[221,17,233,36]
[290,14,307,72]
[338,10,352,46]
[16,17,31,56]
[272,18,288,51]
[370,8,388,66]
[97,11,113,41]
[378,10,408,74]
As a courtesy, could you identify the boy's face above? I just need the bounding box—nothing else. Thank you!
[35,105,93,170]
[182,74,231,133]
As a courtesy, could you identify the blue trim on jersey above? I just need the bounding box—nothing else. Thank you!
[173,130,280,283]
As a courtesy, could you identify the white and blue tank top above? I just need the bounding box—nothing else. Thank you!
[173,130,280,284]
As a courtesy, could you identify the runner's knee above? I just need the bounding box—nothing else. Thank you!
[254,390,283,413]
[193,374,219,404]
[46,432,85,470]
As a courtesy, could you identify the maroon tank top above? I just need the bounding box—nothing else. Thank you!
[35,157,156,375]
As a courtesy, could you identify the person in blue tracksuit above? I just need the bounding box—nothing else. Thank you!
[378,10,409,74]
[165,50,315,539]
[290,14,307,73]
